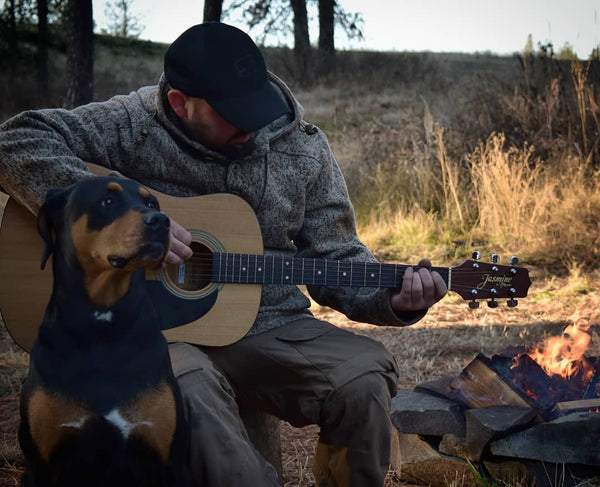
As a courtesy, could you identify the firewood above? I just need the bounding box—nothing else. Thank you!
[449,354,532,409]
[555,398,600,413]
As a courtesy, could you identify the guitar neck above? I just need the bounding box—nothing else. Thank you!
[208,253,450,289]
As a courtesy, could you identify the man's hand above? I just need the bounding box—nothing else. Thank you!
[390,258,447,313]
[164,217,193,266]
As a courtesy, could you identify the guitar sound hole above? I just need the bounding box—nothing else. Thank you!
[164,241,213,292]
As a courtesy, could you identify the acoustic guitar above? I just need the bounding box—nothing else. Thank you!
[0,169,531,352]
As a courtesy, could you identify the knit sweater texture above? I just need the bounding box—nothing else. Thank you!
[0,73,423,335]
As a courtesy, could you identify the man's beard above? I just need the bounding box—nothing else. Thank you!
[218,138,256,160]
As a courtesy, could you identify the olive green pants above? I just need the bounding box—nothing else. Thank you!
[169,318,399,487]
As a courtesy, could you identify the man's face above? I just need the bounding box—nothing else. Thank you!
[181,96,255,159]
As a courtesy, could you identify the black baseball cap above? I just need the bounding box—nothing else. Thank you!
[164,22,290,132]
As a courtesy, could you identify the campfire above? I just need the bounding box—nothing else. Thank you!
[390,316,600,487]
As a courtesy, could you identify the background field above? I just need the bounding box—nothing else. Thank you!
[1,38,600,486]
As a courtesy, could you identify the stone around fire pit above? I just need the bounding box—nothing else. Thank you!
[390,430,477,487]
[391,389,466,437]
[490,411,600,466]
[440,405,537,461]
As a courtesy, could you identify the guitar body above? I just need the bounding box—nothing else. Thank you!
[0,189,263,352]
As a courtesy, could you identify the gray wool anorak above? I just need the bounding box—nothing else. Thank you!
[0,73,423,335]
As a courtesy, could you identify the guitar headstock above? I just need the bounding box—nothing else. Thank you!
[450,253,531,308]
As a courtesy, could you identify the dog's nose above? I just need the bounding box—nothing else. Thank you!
[143,212,170,231]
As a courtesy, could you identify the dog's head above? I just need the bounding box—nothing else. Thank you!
[38,177,171,306]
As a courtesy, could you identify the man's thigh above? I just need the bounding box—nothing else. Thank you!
[202,318,399,427]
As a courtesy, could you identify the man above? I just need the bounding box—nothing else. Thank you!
[0,22,446,486]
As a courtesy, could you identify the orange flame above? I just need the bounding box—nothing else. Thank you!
[526,316,594,381]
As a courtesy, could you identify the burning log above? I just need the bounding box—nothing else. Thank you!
[447,353,534,409]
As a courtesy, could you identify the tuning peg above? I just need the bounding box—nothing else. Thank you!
[472,251,481,260]
[510,256,519,265]
[491,254,499,264]
[487,299,499,308]
[507,298,518,307]
[469,300,480,309]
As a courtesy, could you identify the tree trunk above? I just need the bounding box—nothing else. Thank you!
[203,0,223,22]
[37,0,49,95]
[290,0,311,82]
[316,0,335,78]
[65,0,94,108]
[6,0,17,75]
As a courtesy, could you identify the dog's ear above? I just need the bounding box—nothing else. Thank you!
[37,187,69,270]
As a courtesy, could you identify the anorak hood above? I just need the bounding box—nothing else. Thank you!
[148,71,304,164]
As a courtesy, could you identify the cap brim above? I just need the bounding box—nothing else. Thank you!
[208,81,291,132]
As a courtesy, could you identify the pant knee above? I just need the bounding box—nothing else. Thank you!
[320,373,393,443]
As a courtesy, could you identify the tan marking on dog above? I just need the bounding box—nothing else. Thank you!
[28,390,90,462]
[106,181,123,193]
[70,211,148,307]
[120,381,177,461]
[138,186,151,198]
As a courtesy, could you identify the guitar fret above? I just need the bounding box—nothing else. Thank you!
[257,255,264,283]
[381,264,395,288]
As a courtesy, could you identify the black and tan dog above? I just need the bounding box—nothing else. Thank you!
[19,176,189,486]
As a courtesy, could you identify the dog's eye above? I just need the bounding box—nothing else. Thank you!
[146,198,159,210]
[100,197,114,207]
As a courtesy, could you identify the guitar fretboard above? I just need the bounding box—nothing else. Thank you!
[211,253,450,288]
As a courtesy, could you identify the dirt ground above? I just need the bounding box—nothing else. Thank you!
[1,266,600,486]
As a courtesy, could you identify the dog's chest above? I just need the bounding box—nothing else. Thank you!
[27,380,177,463]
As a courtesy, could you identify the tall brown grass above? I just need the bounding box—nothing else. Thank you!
[353,125,600,268]
[293,54,600,271]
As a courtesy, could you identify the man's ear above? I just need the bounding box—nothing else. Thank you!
[166,89,189,120]
[37,187,69,270]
